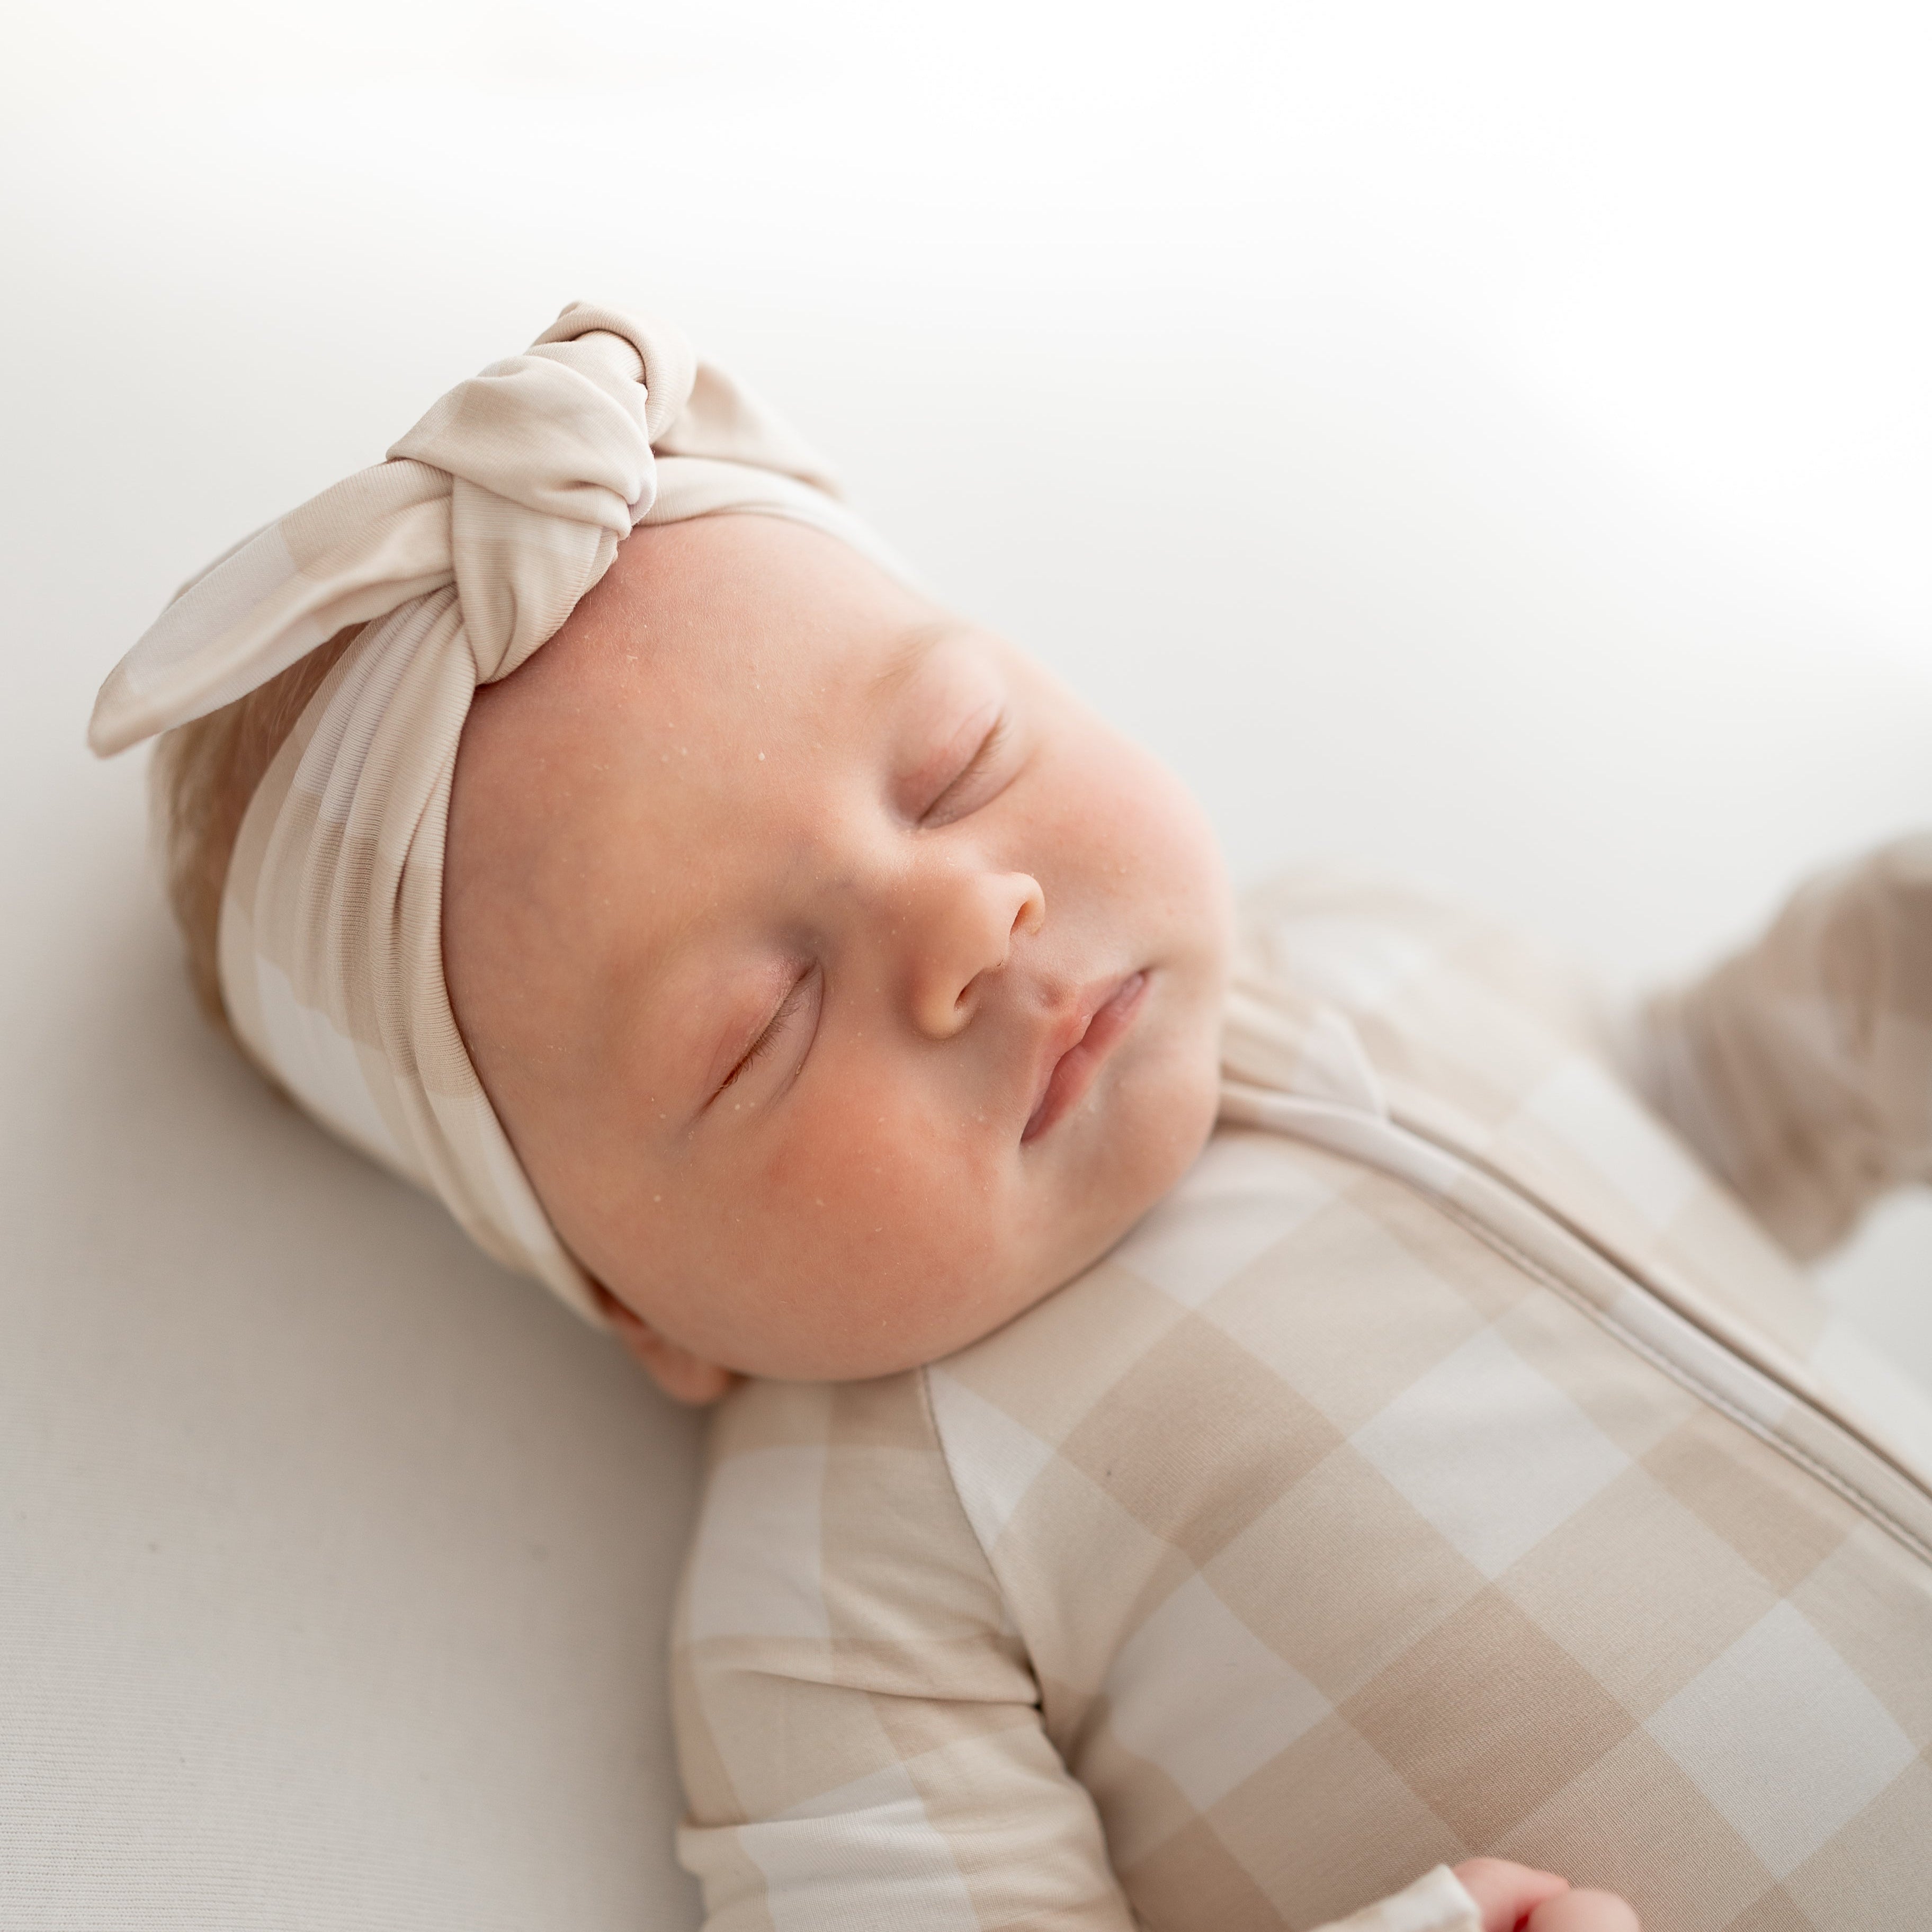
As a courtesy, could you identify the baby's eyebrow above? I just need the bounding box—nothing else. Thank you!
[867,618,971,697]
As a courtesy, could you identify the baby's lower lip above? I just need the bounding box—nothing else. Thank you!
[1022,971,1149,1143]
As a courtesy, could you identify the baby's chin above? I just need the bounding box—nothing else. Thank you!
[830,1062,1222,1379]
[1030,981,1225,1260]
[924,1013,1223,1369]
[678,1169,1192,1385]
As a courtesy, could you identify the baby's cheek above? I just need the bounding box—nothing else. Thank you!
[755,1089,1013,1370]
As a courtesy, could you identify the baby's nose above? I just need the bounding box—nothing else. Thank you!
[908,867,1046,1040]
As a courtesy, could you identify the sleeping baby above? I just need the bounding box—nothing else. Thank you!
[94,305,1932,1932]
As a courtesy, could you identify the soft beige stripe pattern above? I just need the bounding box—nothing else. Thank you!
[91,303,899,1318]
[673,863,1932,1932]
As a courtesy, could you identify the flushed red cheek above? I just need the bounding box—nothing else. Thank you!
[754,1103,1007,1327]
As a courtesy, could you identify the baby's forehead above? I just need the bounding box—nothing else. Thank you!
[450,517,988,908]
[488,514,947,734]
[444,519,1021,1103]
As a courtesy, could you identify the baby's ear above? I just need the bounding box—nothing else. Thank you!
[591,1282,742,1406]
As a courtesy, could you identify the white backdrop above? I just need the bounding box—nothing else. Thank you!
[4,4,1929,1925]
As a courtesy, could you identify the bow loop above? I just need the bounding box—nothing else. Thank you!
[91,306,702,751]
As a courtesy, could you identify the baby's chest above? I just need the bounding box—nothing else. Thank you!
[934,1130,1932,1932]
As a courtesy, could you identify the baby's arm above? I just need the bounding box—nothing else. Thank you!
[1624,833,1932,1259]
[673,1378,1545,1932]
[674,1375,1134,1930]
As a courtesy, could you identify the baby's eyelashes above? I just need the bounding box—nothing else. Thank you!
[711,965,821,1111]
[920,711,1013,828]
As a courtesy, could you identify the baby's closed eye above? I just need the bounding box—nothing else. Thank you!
[712,965,821,1107]
[920,709,1013,827]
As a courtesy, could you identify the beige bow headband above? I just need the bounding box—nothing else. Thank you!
[92,302,907,1320]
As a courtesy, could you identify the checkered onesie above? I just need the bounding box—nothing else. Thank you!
[673,841,1932,1931]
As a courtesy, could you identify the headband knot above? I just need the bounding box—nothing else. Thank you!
[387,312,697,684]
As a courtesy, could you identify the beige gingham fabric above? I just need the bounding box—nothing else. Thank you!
[673,858,1932,1932]
[1635,835,1932,1265]
[90,303,906,1320]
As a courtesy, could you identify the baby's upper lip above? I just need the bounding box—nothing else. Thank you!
[1020,970,1149,1143]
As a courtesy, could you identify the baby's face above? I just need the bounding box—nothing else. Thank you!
[446,515,1231,1396]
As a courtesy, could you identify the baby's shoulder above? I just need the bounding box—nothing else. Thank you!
[1233,866,1611,1092]
[685,1367,1013,1636]
[708,1366,935,1453]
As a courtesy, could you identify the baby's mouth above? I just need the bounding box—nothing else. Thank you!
[1021,971,1149,1143]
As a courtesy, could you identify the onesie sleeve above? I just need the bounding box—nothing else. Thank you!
[1624,833,1932,1260]
[1313,1866,1481,1931]
[670,1370,1136,1932]
[670,1374,1483,1932]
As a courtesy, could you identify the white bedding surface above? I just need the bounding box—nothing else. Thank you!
[4,746,709,1926]
[5,23,1931,1915]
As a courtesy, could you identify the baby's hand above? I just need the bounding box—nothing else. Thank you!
[1453,1859,1639,1932]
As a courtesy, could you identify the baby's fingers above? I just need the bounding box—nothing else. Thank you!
[1527,1888,1640,1932]
[1452,1858,1569,1930]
